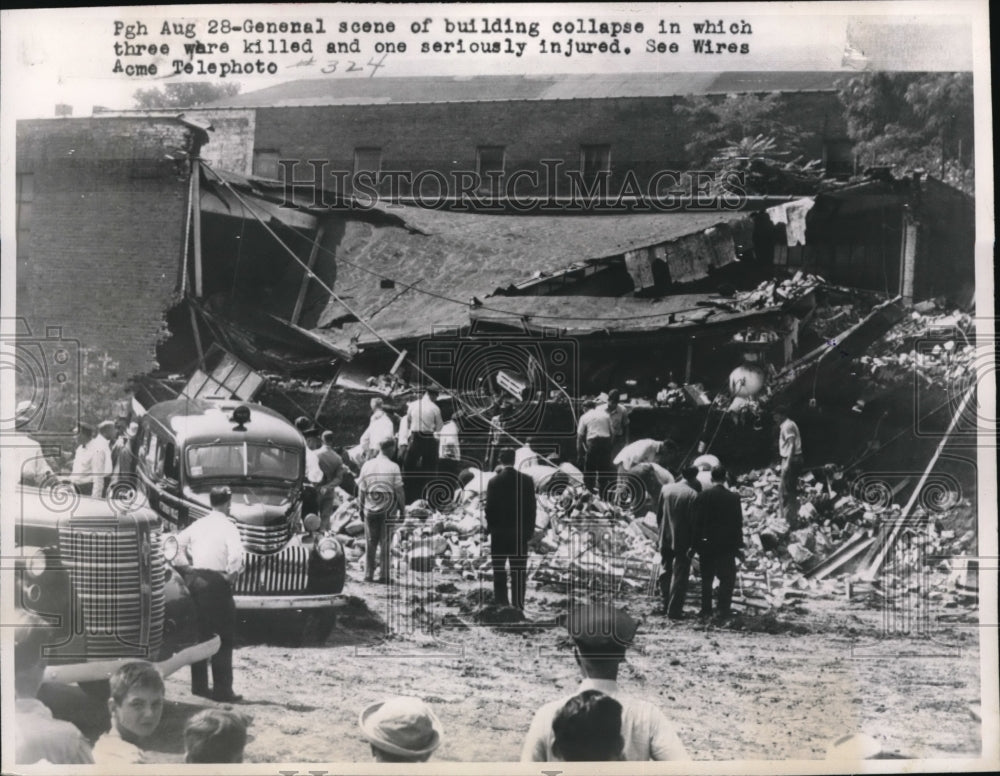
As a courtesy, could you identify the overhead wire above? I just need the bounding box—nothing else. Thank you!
[199,162,537,451]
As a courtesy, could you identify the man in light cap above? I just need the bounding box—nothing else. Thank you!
[359,696,444,762]
[521,603,688,761]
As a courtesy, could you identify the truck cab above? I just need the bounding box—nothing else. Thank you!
[134,397,346,608]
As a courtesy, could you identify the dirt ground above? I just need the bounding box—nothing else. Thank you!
[92,566,982,766]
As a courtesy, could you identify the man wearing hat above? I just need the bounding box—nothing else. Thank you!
[359,696,444,762]
[521,603,688,761]
[174,485,244,702]
[110,420,141,486]
[7,401,55,487]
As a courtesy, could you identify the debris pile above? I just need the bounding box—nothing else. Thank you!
[530,486,660,593]
[327,455,977,615]
[859,308,977,392]
[731,271,823,311]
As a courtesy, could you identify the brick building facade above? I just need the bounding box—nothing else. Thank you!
[15,117,192,379]
[119,72,852,197]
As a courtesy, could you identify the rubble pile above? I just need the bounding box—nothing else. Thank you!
[730,271,824,311]
[530,486,660,593]
[326,458,977,615]
[733,467,979,610]
[859,307,976,392]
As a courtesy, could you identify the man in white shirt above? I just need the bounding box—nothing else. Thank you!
[93,421,116,497]
[68,423,97,496]
[773,406,804,523]
[92,661,165,766]
[14,611,94,765]
[404,388,443,499]
[174,486,244,702]
[521,604,688,762]
[361,397,396,459]
[358,437,406,583]
[8,401,55,487]
[437,410,463,479]
[576,400,613,493]
[613,438,674,512]
[601,389,630,455]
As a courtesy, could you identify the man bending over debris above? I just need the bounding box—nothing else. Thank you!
[521,604,688,761]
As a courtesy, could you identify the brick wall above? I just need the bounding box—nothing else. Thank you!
[16,117,191,383]
[254,92,847,196]
[94,108,256,175]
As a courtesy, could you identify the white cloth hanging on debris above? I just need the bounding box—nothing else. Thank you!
[767,198,815,247]
[624,248,656,291]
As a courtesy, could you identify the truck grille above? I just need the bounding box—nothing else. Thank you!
[58,517,165,660]
[234,544,310,594]
[236,521,292,554]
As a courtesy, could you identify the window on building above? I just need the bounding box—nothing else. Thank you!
[579,144,611,183]
[354,147,382,178]
[477,146,506,179]
[823,139,854,177]
[16,173,33,261]
[253,149,281,180]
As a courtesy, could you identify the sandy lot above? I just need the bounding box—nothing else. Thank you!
[111,567,985,765]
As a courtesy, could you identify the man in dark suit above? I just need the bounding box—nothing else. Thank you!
[657,466,702,619]
[691,465,744,618]
[485,447,537,610]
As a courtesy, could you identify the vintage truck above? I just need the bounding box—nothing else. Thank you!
[13,484,220,689]
[133,397,346,608]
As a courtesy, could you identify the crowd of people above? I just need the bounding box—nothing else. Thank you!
[10,384,813,764]
[14,601,693,764]
[7,399,141,496]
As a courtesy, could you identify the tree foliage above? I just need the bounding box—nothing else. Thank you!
[837,72,973,193]
[673,93,810,167]
[132,82,241,109]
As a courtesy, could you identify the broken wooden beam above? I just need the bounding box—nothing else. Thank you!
[858,384,976,582]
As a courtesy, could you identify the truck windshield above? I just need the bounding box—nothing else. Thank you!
[186,443,301,481]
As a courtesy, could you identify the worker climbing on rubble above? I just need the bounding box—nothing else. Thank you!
[773,405,804,525]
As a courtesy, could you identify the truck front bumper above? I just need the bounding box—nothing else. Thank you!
[234,593,345,610]
[43,635,221,684]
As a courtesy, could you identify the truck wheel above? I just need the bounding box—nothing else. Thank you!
[298,609,337,646]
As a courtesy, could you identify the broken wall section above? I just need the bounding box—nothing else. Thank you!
[15,117,191,393]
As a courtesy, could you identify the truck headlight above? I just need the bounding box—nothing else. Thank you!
[26,548,48,578]
[303,512,321,532]
[316,536,341,561]
[162,534,179,563]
